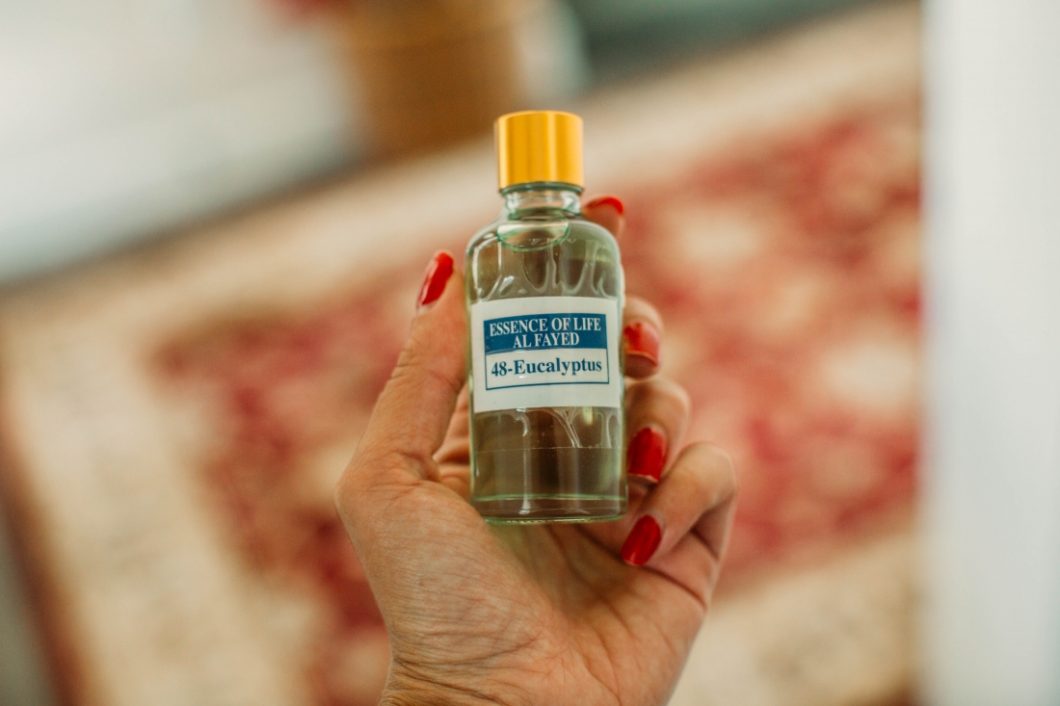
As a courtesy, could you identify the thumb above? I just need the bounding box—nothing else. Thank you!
[351,250,466,482]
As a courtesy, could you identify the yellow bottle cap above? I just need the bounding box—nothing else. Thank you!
[495,110,584,191]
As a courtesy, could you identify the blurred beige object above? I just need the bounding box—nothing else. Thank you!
[331,0,565,156]
[673,521,916,706]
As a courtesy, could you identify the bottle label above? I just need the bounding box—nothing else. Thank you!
[470,296,622,412]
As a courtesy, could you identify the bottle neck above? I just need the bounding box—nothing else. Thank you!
[500,183,582,219]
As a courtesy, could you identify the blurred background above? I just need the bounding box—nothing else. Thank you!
[1,1,1057,705]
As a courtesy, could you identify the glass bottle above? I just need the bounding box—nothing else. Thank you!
[465,110,626,523]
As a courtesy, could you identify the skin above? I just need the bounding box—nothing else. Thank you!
[336,199,737,706]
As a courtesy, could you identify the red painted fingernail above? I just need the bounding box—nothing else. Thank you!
[628,427,666,482]
[417,251,454,309]
[623,322,660,366]
[585,195,625,216]
[621,515,662,566]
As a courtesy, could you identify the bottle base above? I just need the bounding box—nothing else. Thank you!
[473,494,626,524]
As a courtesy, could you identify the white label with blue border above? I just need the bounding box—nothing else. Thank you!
[470,296,622,413]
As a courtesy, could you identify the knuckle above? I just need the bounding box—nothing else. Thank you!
[624,296,664,331]
[681,442,736,488]
[390,343,463,400]
[710,445,738,489]
[628,376,692,417]
[659,378,692,416]
[333,448,425,524]
[390,344,424,384]
[355,438,430,479]
[333,466,360,522]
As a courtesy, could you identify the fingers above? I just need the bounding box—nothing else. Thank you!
[622,295,664,332]
[620,443,737,594]
[624,377,691,483]
[338,251,466,504]
[622,296,663,379]
[583,195,662,379]
[583,194,625,238]
[435,387,470,463]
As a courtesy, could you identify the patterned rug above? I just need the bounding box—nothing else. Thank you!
[0,5,920,706]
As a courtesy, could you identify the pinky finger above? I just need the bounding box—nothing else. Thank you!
[620,442,737,586]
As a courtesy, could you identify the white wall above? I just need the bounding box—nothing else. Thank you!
[924,1,1060,704]
[0,2,352,281]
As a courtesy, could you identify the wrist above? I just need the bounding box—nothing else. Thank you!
[380,687,496,706]
[381,663,523,706]
[380,683,510,706]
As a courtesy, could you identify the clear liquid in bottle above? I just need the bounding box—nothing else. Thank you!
[466,171,626,523]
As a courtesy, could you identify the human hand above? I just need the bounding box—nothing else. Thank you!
[336,196,737,706]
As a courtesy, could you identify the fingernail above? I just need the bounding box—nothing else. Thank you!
[585,195,625,216]
[623,322,660,367]
[417,251,454,309]
[621,515,662,566]
[628,427,666,482]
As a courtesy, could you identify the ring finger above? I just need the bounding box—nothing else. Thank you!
[624,376,692,485]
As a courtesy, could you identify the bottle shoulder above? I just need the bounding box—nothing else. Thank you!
[465,215,623,303]
[466,215,620,255]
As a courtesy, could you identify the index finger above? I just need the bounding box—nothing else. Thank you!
[583,195,625,238]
